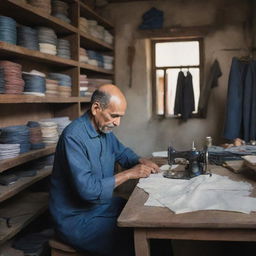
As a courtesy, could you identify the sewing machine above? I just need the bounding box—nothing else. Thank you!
[164,142,209,179]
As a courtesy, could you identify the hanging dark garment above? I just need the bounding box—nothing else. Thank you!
[242,61,253,142]
[248,61,256,141]
[182,71,195,120]
[174,71,185,116]
[198,60,222,117]
[223,57,249,140]
[174,71,195,121]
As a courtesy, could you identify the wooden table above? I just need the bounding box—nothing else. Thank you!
[117,165,256,256]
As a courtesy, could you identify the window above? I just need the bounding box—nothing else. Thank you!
[152,38,203,117]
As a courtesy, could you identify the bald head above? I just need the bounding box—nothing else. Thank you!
[90,84,127,133]
[91,84,127,110]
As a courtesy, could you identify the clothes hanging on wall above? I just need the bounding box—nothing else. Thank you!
[198,60,222,118]
[174,71,195,121]
[223,57,256,142]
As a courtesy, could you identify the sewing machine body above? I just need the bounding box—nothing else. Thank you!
[164,145,208,179]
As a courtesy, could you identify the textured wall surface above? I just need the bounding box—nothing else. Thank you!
[103,0,251,157]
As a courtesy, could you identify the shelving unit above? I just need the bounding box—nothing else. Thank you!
[0,0,115,247]
[0,192,48,245]
[0,166,52,202]
[0,145,56,173]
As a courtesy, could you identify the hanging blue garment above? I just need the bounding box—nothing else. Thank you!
[223,57,249,140]
[138,7,163,30]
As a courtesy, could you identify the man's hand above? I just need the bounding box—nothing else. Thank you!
[126,164,153,179]
[139,158,160,173]
[115,163,156,187]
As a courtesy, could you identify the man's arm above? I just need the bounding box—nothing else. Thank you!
[114,163,154,187]
[114,158,160,187]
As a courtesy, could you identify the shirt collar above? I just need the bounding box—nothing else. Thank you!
[83,111,100,138]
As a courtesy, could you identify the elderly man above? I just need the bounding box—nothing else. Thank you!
[49,84,159,256]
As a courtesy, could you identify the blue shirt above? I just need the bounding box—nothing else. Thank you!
[49,112,139,235]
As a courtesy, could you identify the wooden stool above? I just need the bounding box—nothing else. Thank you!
[49,238,92,256]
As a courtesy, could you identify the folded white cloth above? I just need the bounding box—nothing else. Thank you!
[152,151,168,157]
[137,166,256,214]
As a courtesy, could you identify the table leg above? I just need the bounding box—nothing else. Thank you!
[134,229,150,256]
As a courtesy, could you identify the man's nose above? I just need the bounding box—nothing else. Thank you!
[113,117,120,126]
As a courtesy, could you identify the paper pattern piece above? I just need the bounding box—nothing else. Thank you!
[137,168,256,214]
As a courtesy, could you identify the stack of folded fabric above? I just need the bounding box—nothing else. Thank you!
[86,50,99,66]
[22,71,46,96]
[0,163,38,186]
[0,173,18,186]
[0,15,17,45]
[87,20,98,38]
[41,116,71,135]
[27,121,45,150]
[27,0,51,15]
[103,55,114,70]
[37,27,57,55]
[58,85,71,97]
[48,73,72,97]
[79,74,89,97]
[79,17,89,33]
[17,25,39,51]
[79,47,88,63]
[57,39,71,59]
[13,167,37,178]
[45,78,59,96]
[0,67,4,93]
[0,125,30,153]
[80,77,113,97]
[32,154,55,170]
[0,170,18,185]
[87,78,112,92]
[104,30,113,45]
[0,61,24,94]
[39,121,59,146]
[94,25,105,40]
[52,0,70,23]
[0,144,20,160]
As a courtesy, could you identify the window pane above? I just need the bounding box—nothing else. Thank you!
[156,69,164,115]
[155,41,199,67]
[166,68,200,116]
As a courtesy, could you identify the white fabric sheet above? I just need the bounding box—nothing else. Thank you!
[137,165,256,214]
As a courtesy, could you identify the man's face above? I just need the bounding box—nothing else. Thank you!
[92,99,126,134]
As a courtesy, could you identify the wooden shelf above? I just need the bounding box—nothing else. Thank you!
[79,2,114,30]
[80,31,114,50]
[0,167,52,203]
[0,145,56,174]
[0,192,48,245]
[135,26,213,39]
[0,42,78,68]
[0,94,90,104]
[80,63,114,75]
[79,96,91,102]
[1,0,78,35]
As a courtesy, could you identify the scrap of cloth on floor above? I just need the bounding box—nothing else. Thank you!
[137,167,256,214]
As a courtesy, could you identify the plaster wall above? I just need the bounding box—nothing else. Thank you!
[103,0,251,157]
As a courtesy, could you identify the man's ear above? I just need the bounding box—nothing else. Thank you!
[91,102,101,116]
